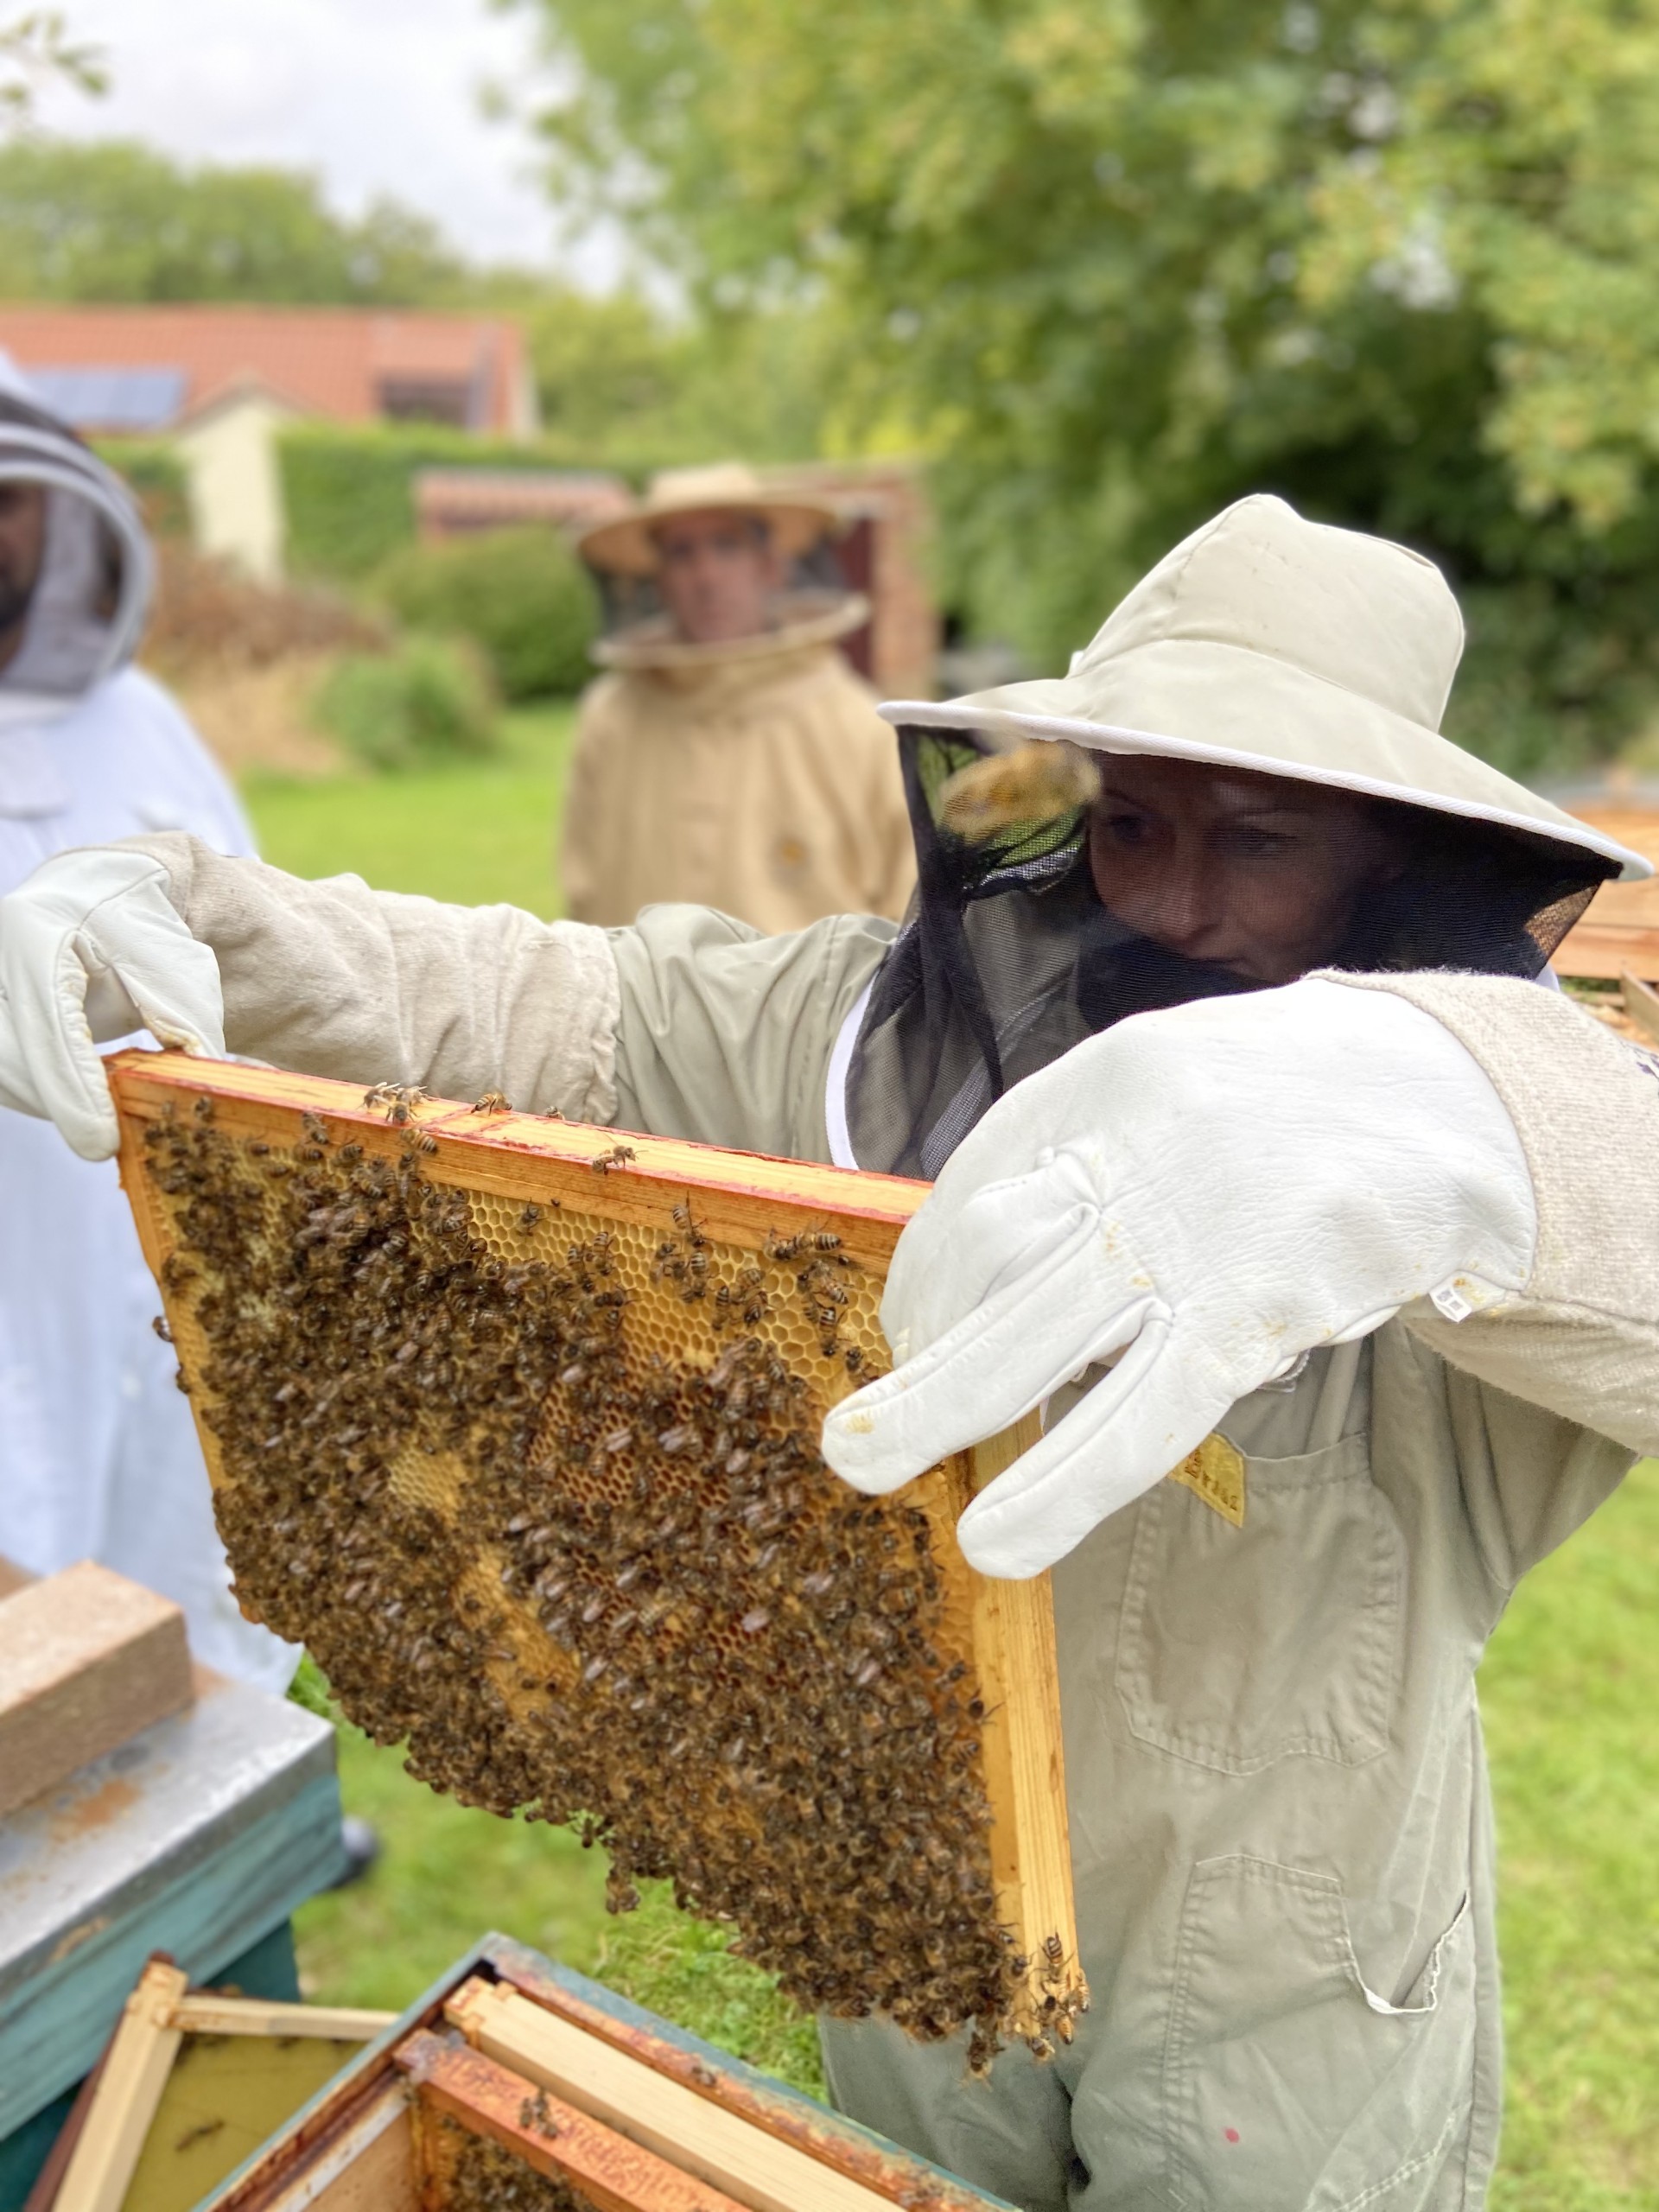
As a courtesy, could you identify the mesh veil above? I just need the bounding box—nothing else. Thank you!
[0,385,149,700]
[845,728,1617,1179]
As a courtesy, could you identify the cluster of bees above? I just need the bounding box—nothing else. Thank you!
[434,2118,595,2212]
[141,1101,1036,2063]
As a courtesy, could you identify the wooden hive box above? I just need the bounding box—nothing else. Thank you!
[110,1052,1084,2065]
[37,1961,390,2212]
[1555,801,1659,982]
[183,1935,1019,2212]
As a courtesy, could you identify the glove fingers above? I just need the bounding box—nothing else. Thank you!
[823,1227,1151,1493]
[0,992,47,1122]
[122,933,227,1058]
[956,1325,1233,1579]
[2,921,122,1159]
[880,1168,1098,1358]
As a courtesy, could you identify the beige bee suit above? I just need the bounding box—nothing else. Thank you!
[561,639,916,933]
[118,836,1659,2211]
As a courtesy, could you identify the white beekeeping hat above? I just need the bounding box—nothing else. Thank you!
[883,493,1647,880]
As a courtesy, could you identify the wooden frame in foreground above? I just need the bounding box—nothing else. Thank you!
[110,1050,1084,2053]
[197,1934,1020,2212]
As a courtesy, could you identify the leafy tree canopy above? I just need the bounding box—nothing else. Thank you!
[0,136,833,474]
[0,137,468,303]
[515,0,1659,770]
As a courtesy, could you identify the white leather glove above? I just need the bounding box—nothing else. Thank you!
[0,849,225,1160]
[821,979,1536,1578]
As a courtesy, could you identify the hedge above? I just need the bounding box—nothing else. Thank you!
[277,423,658,582]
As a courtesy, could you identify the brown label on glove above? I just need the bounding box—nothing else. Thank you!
[1168,1433,1246,1527]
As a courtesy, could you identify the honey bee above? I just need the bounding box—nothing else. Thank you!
[671,1201,708,1248]
[937,738,1102,842]
[362,1082,430,1125]
[473,1091,512,1114]
[590,1144,637,1173]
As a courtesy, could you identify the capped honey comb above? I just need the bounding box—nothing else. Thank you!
[111,1052,1084,2068]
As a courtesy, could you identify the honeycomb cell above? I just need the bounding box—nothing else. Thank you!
[137,1104,1034,2064]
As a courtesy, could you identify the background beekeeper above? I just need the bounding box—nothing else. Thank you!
[562,461,915,931]
[0,357,295,1691]
[3,495,1655,2210]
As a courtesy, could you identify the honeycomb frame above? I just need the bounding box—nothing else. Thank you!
[110,1049,1084,2057]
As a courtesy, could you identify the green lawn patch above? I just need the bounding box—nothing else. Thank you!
[244,702,578,918]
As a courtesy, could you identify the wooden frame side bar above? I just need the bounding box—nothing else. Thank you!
[963,1420,1085,2037]
[53,1958,188,2212]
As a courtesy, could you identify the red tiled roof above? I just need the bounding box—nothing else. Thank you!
[0,303,532,433]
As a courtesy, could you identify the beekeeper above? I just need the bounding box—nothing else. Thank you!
[3,496,1655,2211]
[0,359,294,1690]
[563,461,915,931]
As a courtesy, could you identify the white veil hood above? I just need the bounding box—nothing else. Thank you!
[0,350,153,723]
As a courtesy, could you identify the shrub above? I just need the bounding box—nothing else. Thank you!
[372,526,601,701]
[92,437,192,538]
[312,636,499,773]
[143,541,386,684]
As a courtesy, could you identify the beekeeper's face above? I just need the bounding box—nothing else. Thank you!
[654,509,784,645]
[1086,755,1405,983]
[0,480,47,662]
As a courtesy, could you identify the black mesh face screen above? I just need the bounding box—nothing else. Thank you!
[844,728,1615,1179]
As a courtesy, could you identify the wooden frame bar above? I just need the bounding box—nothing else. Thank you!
[53,1959,187,2212]
[198,1935,1020,2212]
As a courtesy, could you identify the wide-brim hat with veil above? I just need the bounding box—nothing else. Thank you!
[573,461,869,674]
[839,494,1649,1178]
[574,461,842,579]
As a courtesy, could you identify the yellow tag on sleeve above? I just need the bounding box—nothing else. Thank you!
[1166,1433,1247,1527]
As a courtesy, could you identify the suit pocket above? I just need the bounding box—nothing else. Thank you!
[1114,1433,1405,1774]
[1163,1856,1475,2211]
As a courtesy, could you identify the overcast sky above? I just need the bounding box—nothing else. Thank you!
[31,0,625,283]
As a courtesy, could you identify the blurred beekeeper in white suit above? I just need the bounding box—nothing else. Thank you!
[0,355,295,1688]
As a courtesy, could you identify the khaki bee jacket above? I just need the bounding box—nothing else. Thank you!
[561,639,916,934]
[132,835,1659,2212]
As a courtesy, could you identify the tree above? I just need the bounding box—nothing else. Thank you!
[0,139,467,304]
[515,0,1659,772]
[0,136,833,475]
[0,10,104,135]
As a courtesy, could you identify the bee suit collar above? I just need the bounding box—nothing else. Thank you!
[882,493,1646,883]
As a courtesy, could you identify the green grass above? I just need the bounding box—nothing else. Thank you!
[250,747,1656,2202]
[244,702,578,918]
[1482,1461,1659,2209]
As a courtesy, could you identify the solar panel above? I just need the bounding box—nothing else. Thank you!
[25,365,188,431]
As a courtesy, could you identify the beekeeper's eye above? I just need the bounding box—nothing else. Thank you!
[1211,817,1307,860]
[1098,806,1158,850]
